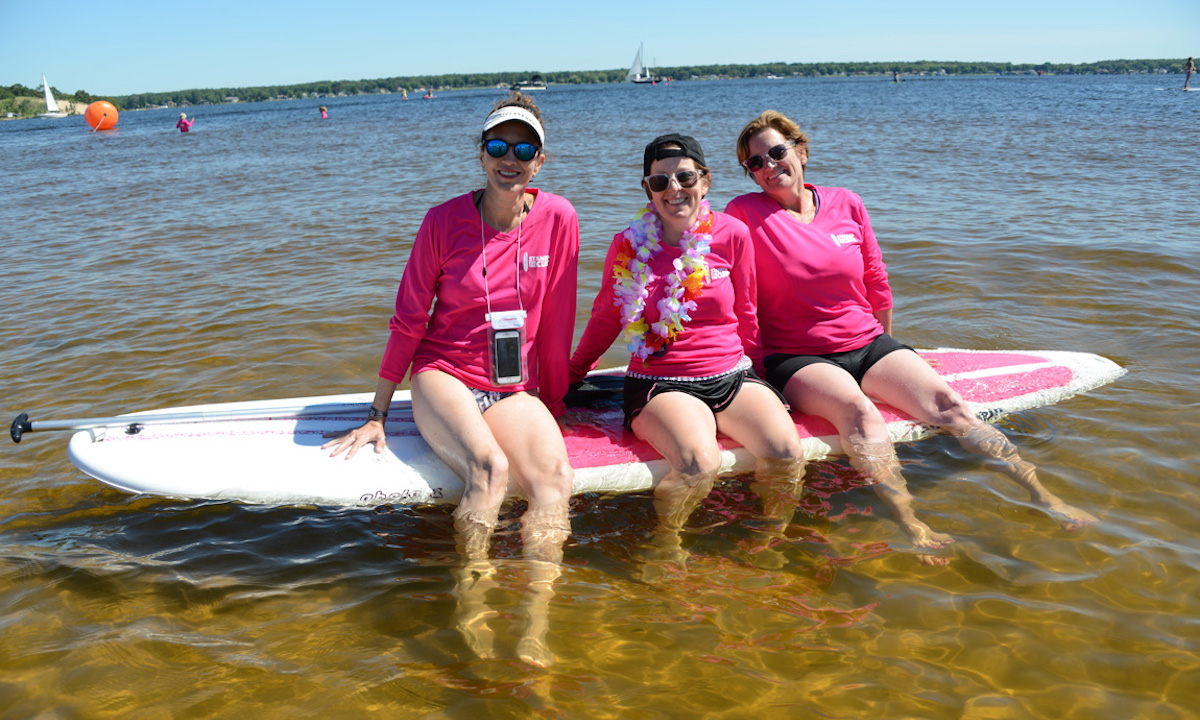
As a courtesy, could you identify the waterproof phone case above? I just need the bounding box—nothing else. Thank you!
[487,310,527,386]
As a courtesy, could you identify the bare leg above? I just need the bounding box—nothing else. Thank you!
[714,382,808,565]
[848,439,952,564]
[782,363,954,558]
[411,372,510,555]
[631,392,723,566]
[410,372,509,659]
[450,560,498,660]
[863,350,1098,531]
[411,373,574,663]
[484,392,573,666]
[958,423,1098,530]
[485,393,574,562]
[515,559,561,668]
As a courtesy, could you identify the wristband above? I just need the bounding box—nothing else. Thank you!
[366,406,388,422]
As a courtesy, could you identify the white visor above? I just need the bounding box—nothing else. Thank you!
[482,106,545,146]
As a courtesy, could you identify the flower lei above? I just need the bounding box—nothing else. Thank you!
[612,199,713,361]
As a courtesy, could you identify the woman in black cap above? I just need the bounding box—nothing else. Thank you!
[570,134,806,563]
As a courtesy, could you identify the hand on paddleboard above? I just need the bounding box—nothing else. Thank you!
[322,422,387,459]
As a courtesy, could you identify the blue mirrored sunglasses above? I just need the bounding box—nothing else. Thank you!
[485,138,540,162]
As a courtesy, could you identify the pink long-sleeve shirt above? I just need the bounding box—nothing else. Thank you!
[379,189,579,416]
[570,211,762,380]
[725,185,892,356]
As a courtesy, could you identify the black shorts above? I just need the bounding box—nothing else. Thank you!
[622,367,786,429]
[764,333,915,390]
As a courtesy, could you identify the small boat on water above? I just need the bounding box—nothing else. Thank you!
[511,75,547,92]
[627,44,656,84]
[37,74,68,119]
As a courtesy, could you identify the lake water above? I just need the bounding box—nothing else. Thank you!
[2,74,1198,718]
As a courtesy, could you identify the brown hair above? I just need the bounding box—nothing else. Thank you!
[735,110,810,176]
[480,91,545,149]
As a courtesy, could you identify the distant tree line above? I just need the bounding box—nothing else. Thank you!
[661,58,1183,79]
[2,82,108,104]
[2,59,1188,113]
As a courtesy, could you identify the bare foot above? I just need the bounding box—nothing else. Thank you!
[900,519,954,565]
[735,536,788,569]
[637,533,689,583]
[904,519,954,549]
[517,635,555,668]
[1041,501,1099,531]
[914,552,952,567]
[455,609,498,660]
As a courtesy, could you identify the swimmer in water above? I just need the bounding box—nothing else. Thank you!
[176,113,194,133]
[320,105,327,119]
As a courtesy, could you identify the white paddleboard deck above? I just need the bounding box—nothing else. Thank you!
[65,349,1125,507]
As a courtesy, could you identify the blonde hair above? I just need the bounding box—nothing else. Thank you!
[735,110,810,175]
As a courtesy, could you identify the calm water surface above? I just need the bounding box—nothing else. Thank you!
[2,75,1198,718]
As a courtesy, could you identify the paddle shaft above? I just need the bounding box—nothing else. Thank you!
[10,402,372,443]
[9,372,627,443]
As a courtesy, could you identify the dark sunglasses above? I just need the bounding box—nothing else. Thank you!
[485,138,540,162]
[643,169,705,193]
[741,141,796,172]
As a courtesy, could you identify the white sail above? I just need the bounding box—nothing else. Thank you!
[626,45,645,82]
[42,75,61,113]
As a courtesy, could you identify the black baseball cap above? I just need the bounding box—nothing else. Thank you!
[643,133,707,175]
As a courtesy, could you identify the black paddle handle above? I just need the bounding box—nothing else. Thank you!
[11,413,31,444]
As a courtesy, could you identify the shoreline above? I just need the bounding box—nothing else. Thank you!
[0,97,88,121]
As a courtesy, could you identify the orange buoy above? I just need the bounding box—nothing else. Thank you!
[84,101,118,130]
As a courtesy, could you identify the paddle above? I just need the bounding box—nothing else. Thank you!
[10,401,374,444]
[11,371,629,443]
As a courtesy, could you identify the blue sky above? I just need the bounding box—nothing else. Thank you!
[4,0,1196,95]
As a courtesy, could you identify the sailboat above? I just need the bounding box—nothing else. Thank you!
[38,74,68,118]
[626,44,656,84]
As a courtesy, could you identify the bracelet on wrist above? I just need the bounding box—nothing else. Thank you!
[366,406,388,423]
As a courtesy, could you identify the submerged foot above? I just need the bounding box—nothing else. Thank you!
[913,552,951,567]
[455,608,498,660]
[517,634,555,668]
[901,519,954,566]
[636,532,689,583]
[735,535,788,569]
[1041,501,1099,531]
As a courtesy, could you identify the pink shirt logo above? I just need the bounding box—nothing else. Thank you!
[523,253,550,271]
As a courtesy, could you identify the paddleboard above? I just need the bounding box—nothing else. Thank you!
[62,349,1124,507]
